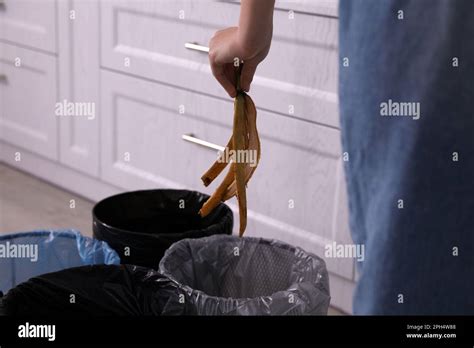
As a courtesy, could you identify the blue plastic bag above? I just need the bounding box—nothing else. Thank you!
[0,229,120,293]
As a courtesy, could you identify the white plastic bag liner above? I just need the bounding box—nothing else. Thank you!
[159,235,330,315]
[0,229,120,294]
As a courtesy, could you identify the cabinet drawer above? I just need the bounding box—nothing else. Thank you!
[0,0,57,53]
[101,69,232,190]
[101,70,352,279]
[0,43,57,160]
[101,0,339,127]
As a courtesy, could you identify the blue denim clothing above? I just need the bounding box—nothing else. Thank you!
[339,0,474,314]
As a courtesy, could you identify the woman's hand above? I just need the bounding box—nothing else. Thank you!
[208,0,275,98]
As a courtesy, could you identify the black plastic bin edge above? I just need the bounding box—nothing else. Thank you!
[92,189,233,269]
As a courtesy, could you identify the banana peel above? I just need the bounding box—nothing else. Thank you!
[199,68,260,237]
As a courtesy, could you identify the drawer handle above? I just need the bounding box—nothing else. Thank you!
[182,133,224,152]
[184,42,209,53]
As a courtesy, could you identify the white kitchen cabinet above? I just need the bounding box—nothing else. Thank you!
[57,0,100,176]
[100,69,220,190]
[0,0,57,53]
[0,42,57,160]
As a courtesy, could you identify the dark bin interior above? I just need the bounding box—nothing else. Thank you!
[93,189,233,269]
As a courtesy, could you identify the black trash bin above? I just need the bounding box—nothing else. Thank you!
[158,235,331,315]
[93,189,233,269]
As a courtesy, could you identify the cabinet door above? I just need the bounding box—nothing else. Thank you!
[100,70,226,191]
[57,0,100,176]
[0,0,57,53]
[101,70,353,279]
[0,43,57,160]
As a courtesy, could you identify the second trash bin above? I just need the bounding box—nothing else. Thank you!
[0,229,120,295]
[159,235,331,315]
[93,189,233,269]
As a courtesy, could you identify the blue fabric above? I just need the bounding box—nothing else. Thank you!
[0,229,120,293]
[339,0,474,314]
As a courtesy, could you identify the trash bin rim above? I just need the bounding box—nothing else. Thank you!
[166,276,310,303]
[159,234,329,303]
[92,189,233,239]
[163,272,325,304]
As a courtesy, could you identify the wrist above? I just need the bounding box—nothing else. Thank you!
[235,26,270,60]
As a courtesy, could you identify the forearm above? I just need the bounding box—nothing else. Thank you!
[236,0,275,59]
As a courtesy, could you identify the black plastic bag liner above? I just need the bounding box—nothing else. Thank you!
[93,189,233,269]
[159,235,331,315]
[1,264,172,316]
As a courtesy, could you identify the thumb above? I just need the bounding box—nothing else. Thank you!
[240,63,258,92]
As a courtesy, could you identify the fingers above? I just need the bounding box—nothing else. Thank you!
[208,27,239,98]
[210,62,237,98]
[210,62,256,97]
[240,63,257,92]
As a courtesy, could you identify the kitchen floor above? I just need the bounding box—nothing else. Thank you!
[0,162,345,315]
[0,163,94,237]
